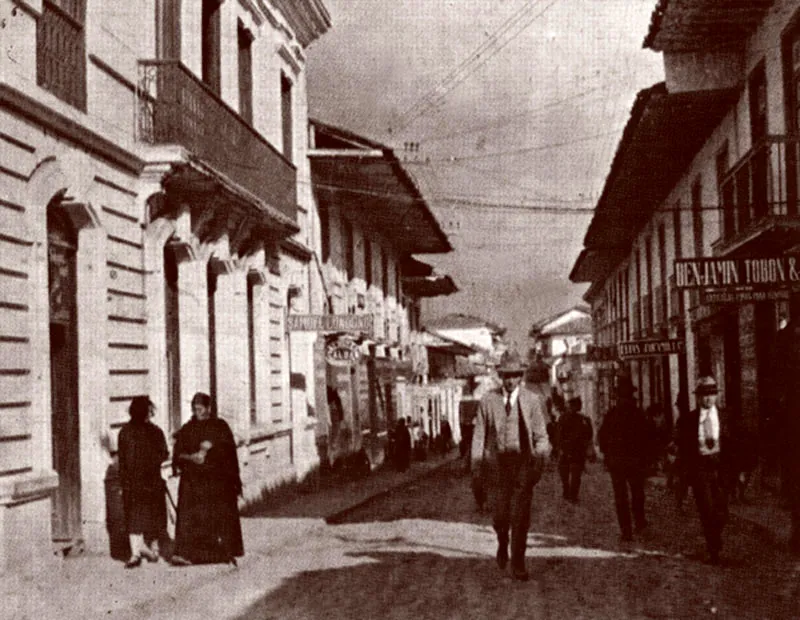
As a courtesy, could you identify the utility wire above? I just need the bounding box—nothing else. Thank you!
[397,0,561,132]
[396,0,545,127]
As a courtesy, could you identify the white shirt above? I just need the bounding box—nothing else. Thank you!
[503,386,520,411]
[698,405,720,456]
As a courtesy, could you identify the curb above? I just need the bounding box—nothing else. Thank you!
[325,456,461,525]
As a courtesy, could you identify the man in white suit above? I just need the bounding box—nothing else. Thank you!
[471,351,551,581]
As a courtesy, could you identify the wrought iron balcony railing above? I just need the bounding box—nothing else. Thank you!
[137,60,297,221]
[714,135,800,252]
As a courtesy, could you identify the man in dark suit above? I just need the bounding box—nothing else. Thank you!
[471,351,551,581]
[676,375,728,564]
[598,376,653,543]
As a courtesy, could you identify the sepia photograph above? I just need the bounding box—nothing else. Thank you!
[1,0,800,617]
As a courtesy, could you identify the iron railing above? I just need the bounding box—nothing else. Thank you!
[137,60,297,220]
[715,135,800,250]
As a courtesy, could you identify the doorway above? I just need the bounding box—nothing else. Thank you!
[47,207,81,543]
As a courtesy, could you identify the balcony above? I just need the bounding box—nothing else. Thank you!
[713,136,800,257]
[137,60,297,221]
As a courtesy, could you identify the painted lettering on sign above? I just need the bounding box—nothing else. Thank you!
[288,314,373,333]
[674,255,800,289]
[325,337,362,367]
[617,339,684,360]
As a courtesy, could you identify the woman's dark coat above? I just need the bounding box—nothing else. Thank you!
[117,420,168,535]
[172,416,244,563]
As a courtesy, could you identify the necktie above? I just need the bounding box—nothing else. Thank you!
[505,397,512,416]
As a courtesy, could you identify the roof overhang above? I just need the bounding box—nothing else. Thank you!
[309,121,452,255]
[644,0,774,53]
[572,83,739,284]
[402,274,458,297]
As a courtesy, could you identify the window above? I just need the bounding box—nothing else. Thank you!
[201,0,222,94]
[382,251,389,297]
[281,73,293,161]
[247,274,257,425]
[344,220,354,280]
[692,178,704,257]
[673,201,682,259]
[749,61,768,143]
[164,245,182,433]
[207,263,218,402]
[156,0,181,60]
[716,143,735,237]
[364,238,372,288]
[238,22,254,124]
[320,207,330,263]
[37,0,87,110]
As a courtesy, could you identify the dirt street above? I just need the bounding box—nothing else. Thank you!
[236,460,800,619]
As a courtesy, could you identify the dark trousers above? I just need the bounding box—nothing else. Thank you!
[493,452,542,571]
[559,457,585,501]
[609,470,646,537]
[689,455,727,558]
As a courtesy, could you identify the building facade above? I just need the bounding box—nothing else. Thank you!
[307,120,454,468]
[0,0,330,573]
[571,0,800,479]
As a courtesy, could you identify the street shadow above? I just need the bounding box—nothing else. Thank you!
[232,539,798,620]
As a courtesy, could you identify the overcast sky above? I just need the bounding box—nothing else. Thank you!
[306,0,664,349]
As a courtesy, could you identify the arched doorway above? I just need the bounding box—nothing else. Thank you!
[47,206,81,543]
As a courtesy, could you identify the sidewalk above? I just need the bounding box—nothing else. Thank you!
[2,452,460,620]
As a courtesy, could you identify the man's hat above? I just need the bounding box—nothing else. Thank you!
[496,350,526,376]
[695,376,718,396]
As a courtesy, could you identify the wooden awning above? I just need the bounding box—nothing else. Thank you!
[571,83,739,284]
[402,274,458,298]
[644,0,774,52]
[309,120,452,255]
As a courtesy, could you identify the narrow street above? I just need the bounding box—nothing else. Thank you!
[234,461,800,620]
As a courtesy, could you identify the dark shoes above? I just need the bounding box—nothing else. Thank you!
[141,548,158,563]
[169,555,192,567]
[124,555,142,569]
[511,566,529,581]
[496,541,509,570]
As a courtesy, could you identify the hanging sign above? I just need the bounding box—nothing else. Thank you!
[674,255,800,289]
[288,314,373,333]
[325,336,362,367]
[617,339,684,360]
[701,288,791,304]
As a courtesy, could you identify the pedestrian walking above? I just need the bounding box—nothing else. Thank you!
[170,392,244,566]
[117,396,169,568]
[676,376,729,565]
[393,418,411,472]
[598,376,653,542]
[557,396,593,503]
[471,351,551,581]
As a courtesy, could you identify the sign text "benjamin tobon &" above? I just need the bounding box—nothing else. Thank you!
[287,314,373,333]
[674,256,800,289]
[617,339,684,360]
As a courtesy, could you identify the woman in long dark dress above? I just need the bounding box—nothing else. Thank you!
[171,392,243,566]
[118,396,168,568]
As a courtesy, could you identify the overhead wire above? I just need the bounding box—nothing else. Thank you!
[396,0,562,132]
[395,0,546,128]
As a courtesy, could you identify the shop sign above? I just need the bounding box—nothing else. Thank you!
[288,314,373,334]
[674,255,800,290]
[617,339,684,360]
[701,288,790,304]
[325,337,362,367]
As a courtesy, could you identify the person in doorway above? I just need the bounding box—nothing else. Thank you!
[117,396,168,568]
[598,376,653,542]
[471,351,551,581]
[557,397,593,503]
[676,376,729,564]
[171,392,244,566]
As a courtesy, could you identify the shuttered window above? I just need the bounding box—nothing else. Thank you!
[37,0,87,110]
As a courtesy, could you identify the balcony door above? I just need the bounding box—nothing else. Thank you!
[47,208,81,543]
[202,0,222,94]
[156,0,181,60]
[782,23,800,215]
